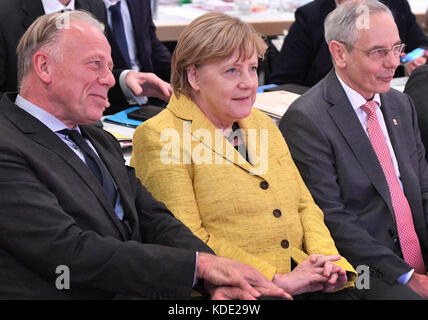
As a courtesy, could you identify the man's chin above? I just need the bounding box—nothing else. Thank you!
[377,83,392,94]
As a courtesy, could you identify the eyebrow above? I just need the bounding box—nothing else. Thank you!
[85,54,114,69]
[369,41,402,50]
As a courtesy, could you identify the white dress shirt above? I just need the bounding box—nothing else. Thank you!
[41,0,75,13]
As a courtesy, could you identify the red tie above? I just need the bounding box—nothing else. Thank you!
[361,101,425,273]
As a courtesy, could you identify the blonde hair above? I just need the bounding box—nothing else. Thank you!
[16,10,104,87]
[171,12,267,98]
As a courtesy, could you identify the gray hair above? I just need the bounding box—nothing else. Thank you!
[324,0,392,49]
[16,10,105,87]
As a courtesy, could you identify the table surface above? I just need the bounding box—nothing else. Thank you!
[154,0,428,41]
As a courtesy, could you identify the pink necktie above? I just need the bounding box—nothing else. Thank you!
[361,101,425,274]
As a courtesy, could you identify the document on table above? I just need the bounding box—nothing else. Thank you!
[253,91,300,119]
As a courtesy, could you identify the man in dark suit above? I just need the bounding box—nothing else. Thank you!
[280,0,428,299]
[269,0,428,88]
[404,64,428,162]
[0,10,289,300]
[102,0,173,113]
[0,0,171,114]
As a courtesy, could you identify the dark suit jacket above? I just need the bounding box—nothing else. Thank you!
[404,64,428,162]
[269,0,428,87]
[0,93,212,299]
[279,70,428,284]
[0,0,107,94]
[105,0,172,114]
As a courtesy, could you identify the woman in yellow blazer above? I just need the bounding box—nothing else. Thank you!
[131,12,357,298]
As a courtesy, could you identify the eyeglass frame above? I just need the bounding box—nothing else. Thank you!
[338,41,406,61]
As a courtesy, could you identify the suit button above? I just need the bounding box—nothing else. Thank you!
[260,181,269,190]
[273,209,282,218]
[281,240,289,249]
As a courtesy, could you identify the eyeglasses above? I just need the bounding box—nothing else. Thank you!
[340,42,406,61]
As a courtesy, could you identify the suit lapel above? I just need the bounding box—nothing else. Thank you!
[188,103,261,177]
[324,72,394,215]
[81,126,138,236]
[380,94,405,171]
[1,94,128,239]
[168,94,266,179]
[75,0,91,11]
[22,0,45,29]
[379,94,419,219]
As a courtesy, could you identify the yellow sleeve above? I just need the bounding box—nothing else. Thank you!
[131,121,277,280]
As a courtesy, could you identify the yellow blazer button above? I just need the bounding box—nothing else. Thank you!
[281,240,289,249]
[260,181,269,190]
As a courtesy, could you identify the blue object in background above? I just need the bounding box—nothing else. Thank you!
[258,84,278,93]
[104,106,143,127]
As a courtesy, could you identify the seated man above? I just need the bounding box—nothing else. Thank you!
[0,10,289,300]
[101,0,173,113]
[280,0,428,299]
[0,0,171,114]
[269,0,428,87]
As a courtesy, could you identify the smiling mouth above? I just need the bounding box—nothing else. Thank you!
[91,94,110,108]
[92,94,107,99]
[233,96,250,101]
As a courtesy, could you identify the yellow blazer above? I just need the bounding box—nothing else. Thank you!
[131,93,356,285]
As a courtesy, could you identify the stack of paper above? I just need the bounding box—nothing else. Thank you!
[253,91,300,119]
[105,130,133,151]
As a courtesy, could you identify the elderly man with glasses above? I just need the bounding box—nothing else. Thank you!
[280,0,428,299]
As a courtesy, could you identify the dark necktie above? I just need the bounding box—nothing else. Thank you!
[58,129,121,219]
[109,1,131,68]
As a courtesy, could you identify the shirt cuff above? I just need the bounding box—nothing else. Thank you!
[397,269,414,285]
[119,70,148,106]
[193,251,199,287]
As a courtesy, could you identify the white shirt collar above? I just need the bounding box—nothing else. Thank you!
[102,0,121,10]
[335,71,381,111]
[15,95,78,133]
[41,0,75,14]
